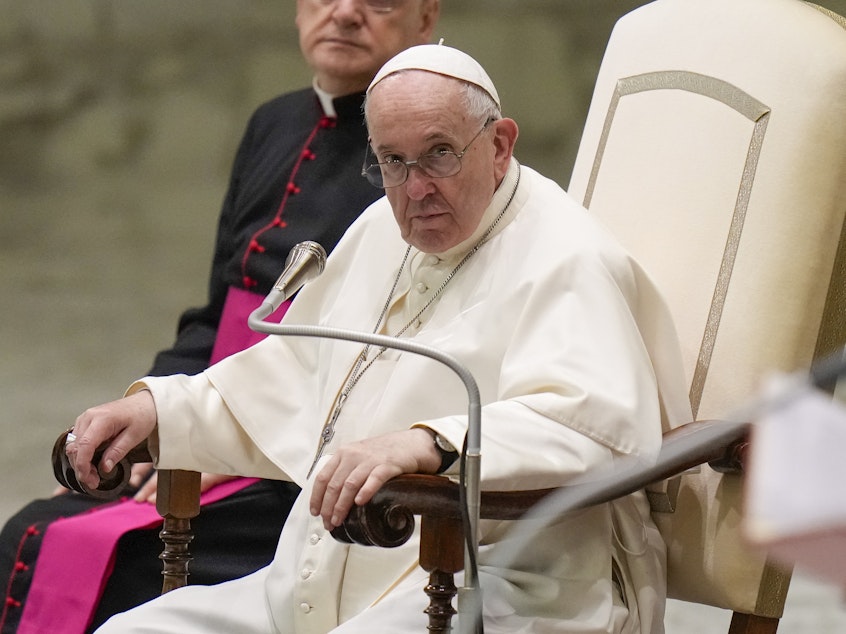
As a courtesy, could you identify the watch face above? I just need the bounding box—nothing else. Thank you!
[435,433,456,454]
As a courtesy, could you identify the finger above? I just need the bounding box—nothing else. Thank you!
[78,391,158,477]
[353,465,396,507]
[96,425,150,476]
[68,410,119,485]
[76,460,102,491]
[128,463,154,488]
[309,454,339,517]
[68,414,99,480]
[325,465,372,529]
[72,429,134,490]
[133,471,159,503]
[71,436,103,490]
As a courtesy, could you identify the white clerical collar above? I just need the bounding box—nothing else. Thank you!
[432,158,523,262]
[312,79,337,118]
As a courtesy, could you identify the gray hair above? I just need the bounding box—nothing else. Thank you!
[363,71,502,126]
[462,81,502,122]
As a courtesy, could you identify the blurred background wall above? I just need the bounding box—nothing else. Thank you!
[2,1,846,630]
[0,0,649,512]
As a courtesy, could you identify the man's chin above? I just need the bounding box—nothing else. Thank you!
[407,227,457,254]
[314,43,371,67]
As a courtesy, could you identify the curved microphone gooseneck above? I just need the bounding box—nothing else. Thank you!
[248,241,484,634]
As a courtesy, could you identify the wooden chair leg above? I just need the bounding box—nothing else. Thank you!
[155,469,201,593]
[728,612,780,634]
[159,516,195,593]
[424,569,458,633]
[419,514,464,633]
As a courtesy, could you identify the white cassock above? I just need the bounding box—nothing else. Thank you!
[98,160,691,634]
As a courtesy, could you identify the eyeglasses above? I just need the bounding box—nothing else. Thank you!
[362,119,493,189]
[312,0,404,14]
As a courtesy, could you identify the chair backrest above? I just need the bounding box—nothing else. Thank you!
[567,0,846,620]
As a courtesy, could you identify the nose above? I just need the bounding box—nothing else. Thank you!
[330,0,364,27]
[403,165,436,200]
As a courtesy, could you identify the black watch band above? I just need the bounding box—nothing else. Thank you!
[433,433,459,474]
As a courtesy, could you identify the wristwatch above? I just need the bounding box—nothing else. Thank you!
[432,432,459,474]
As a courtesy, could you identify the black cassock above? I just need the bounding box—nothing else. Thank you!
[0,88,381,634]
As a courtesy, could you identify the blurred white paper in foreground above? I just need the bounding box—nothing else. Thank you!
[744,378,846,588]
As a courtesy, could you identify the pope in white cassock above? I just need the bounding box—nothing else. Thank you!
[68,44,692,634]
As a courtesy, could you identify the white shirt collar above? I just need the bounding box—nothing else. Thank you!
[312,78,337,118]
[432,158,523,262]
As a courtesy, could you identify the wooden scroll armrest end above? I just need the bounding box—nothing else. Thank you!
[331,474,446,547]
[51,428,153,499]
[331,473,559,548]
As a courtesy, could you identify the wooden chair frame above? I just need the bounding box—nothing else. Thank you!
[330,419,752,634]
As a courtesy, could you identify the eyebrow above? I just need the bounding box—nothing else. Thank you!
[373,131,458,155]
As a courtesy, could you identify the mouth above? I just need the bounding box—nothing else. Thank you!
[410,211,449,227]
[407,198,450,221]
[319,37,365,51]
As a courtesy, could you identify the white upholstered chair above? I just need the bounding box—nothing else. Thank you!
[567,0,846,629]
[334,0,846,632]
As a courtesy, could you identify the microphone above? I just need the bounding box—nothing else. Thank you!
[247,256,484,634]
[254,241,327,319]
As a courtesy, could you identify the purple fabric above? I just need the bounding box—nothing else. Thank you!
[209,286,290,365]
[17,478,259,634]
[19,287,289,633]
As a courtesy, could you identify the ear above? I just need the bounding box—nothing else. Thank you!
[418,0,440,42]
[491,118,519,181]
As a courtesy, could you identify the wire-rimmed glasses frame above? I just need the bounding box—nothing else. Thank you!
[310,0,404,14]
[361,118,494,189]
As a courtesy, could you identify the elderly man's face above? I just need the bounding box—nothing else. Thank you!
[296,0,439,96]
[366,72,516,253]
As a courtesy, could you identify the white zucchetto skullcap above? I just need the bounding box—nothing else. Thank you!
[367,43,500,109]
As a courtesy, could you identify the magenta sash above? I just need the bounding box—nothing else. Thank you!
[209,286,291,364]
[17,478,258,634]
[19,286,289,633]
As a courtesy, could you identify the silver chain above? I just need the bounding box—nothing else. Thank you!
[308,167,521,475]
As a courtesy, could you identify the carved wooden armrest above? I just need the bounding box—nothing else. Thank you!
[331,473,558,548]
[51,428,153,499]
[51,428,202,593]
[330,420,748,633]
[332,419,751,551]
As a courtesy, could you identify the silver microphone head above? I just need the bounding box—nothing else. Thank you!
[273,241,327,300]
